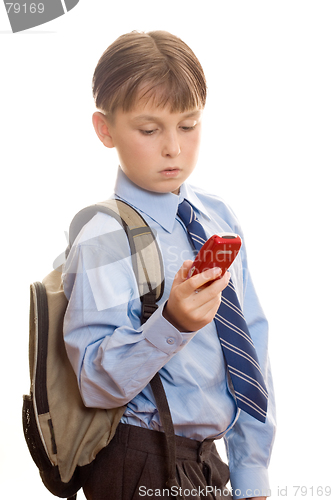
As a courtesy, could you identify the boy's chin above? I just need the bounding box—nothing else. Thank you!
[157,184,181,195]
[141,181,182,195]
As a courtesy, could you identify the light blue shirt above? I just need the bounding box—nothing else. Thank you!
[63,167,276,499]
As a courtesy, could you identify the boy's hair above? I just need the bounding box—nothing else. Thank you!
[92,30,206,117]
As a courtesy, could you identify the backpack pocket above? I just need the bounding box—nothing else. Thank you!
[22,281,54,469]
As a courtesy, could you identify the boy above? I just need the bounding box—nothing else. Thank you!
[63,31,276,500]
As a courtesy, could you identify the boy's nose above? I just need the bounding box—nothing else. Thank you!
[162,132,181,158]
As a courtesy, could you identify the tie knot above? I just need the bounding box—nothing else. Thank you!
[177,200,196,228]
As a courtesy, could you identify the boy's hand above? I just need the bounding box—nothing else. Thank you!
[163,260,230,332]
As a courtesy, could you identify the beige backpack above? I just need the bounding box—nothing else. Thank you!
[22,199,166,499]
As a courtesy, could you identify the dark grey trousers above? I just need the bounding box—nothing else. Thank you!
[83,423,232,500]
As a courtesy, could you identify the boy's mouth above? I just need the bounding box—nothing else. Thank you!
[160,167,180,177]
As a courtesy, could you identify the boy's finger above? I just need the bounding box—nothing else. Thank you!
[176,267,222,298]
[189,267,223,291]
[191,271,230,308]
[198,270,231,295]
[173,260,194,284]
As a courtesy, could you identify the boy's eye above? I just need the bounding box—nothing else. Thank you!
[139,123,197,135]
[180,121,198,131]
[180,125,196,131]
[140,129,156,135]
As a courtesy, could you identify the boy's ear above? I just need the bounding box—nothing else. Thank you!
[92,112,115,148]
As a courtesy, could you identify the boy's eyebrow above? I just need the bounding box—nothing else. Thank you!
[131,110,202,123]
[182,110,202,118]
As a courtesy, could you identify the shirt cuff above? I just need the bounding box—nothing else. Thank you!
[229,468,271,499]
[141,301,197,355]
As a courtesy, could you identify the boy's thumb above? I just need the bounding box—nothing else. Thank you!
[174,260,193,283]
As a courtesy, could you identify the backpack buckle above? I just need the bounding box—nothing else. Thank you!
[141,303,159,324]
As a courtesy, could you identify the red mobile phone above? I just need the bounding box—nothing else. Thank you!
[188,233,242,280]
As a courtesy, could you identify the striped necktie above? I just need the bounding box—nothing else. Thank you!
[177,199,268,423]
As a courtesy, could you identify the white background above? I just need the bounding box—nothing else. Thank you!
[1,1,332,498]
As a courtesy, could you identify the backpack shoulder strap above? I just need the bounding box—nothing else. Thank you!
[66,199,165,321]
[67,200,175,484]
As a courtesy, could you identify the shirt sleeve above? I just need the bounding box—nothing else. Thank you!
[62,214,196,409]
[224,255,277,498]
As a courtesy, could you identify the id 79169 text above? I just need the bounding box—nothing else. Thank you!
[277,486,331,496]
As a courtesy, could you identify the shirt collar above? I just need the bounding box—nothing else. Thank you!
[114,167,211,233]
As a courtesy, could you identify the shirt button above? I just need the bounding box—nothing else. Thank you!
[166,337,175,345]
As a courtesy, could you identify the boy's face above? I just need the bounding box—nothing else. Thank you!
[94,100,203,194]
